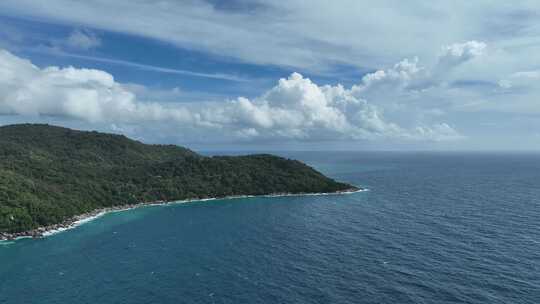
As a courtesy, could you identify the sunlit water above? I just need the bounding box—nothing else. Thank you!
[1,152,539,303]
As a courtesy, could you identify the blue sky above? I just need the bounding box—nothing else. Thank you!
[0,1,539,150]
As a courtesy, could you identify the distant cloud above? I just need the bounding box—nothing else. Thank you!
[440,41,486,61]
[435,41,486,73]
[354,57,423,92]
[0,1,531,72]
[65,29,101,50]
[499,70,540,88]
[0,49,462,143]
[414,123,464,141]
[511,71,540,79]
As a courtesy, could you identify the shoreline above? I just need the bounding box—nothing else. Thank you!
[0,188,365,242]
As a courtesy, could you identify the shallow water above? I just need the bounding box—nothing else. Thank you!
[1,152,539,303]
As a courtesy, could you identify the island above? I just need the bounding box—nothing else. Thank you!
[0,124,358,240]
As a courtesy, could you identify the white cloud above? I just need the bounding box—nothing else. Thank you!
[65,29,101,50]
[1,1,537,72]
[0,49,194,124]
[440,41,486,62]
[511,71,540,79]
[354,57,423,93]
[0,49,462,143]
[1,2,539,148]
[434,41,487,75]
[499,70,540,88]
[414,123,464,141]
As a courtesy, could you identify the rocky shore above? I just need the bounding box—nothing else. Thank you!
[0,201,169,241]
[0,188,362,242]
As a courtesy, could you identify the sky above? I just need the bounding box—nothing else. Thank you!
[0,0,539,151]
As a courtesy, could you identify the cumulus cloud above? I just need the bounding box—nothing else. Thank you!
[353,57,423,94]
[209,73,402,140]
[348,41,489,112]
[0,49,462,143]
[362,58,421,86]
[414,123,464,141]
[65,29,101,50]
[354,41,487,93]
[440,41,486,61]
[435,41,486,73]
[0,50,193,124]
[2,1,538,148]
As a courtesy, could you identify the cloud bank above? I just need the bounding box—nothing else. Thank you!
[1,1,539,149]
[0,49,462,143]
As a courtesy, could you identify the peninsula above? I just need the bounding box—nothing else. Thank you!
[0,124,357,239]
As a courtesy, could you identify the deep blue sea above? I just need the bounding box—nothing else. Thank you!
[1,152,539,303]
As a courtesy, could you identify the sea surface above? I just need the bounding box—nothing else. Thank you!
[0,152,539,303]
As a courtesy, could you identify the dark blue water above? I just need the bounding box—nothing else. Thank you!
[1,152,539,303]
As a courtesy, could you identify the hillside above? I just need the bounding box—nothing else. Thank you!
[0,124,356,233]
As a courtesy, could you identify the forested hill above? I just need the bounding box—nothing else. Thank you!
[0,124,356,233]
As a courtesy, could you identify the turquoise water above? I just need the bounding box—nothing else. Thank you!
[1,152,539,303]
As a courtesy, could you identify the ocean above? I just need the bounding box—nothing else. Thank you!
[0,152,539,303]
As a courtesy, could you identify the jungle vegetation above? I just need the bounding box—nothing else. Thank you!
[0,124,355,232]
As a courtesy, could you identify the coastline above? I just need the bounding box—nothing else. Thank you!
[0,188,365,242]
